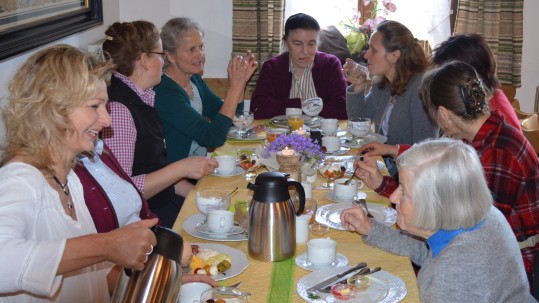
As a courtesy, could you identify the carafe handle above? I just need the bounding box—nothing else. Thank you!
[288,180,305,215]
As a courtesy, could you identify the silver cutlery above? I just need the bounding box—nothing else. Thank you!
[319,266,382,293]
[306,262,367,293]
[227,282,242,288]
[344,165,359,185]
[355,198,374,218]
[241,128,253,139]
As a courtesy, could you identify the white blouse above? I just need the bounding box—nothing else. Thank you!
[0,162,110,303]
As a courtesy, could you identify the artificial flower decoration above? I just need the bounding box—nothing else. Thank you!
[341,0,397,59]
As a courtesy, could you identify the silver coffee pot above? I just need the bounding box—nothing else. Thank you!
[111,226,183,303]
[246,172,305,262]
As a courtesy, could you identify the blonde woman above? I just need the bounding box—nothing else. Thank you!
[0,45,157,302]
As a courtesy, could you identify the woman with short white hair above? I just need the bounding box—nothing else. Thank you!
[341,138,532,302]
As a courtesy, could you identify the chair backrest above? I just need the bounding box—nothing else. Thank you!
[522,114,539,130]
[515,109,533,120]
[521,114,539,154]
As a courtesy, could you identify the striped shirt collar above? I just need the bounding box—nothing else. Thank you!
[113,72,156,107]
[288,55,317,100]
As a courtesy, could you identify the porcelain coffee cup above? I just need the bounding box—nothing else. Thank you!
[322,136,341,153]
[206,210,235,233]
[321,118,338,136]
[334,178,364,200]
[307,238,337,266]
[215,155,237,174]
[286,107,302,118]
[179,282,212,303]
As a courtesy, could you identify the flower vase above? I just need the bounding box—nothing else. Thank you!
[300,158,319,184]
[301,172,317,184]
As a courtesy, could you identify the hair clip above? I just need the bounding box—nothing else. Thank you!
[413,38,419,46]
[459,78,486,115]
[105,36,113,41]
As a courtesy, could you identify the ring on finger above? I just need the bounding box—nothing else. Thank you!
[143,254,149,263]
[146,244,154,255]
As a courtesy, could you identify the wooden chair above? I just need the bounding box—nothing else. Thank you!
[521,114,539,154]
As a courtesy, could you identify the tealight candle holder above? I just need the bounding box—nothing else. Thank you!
[276,150,301,181]
[293,128,310,140]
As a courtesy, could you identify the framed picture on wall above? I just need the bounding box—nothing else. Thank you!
[0,0,103,61]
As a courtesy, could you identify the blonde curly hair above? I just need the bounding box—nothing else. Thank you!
[2,44,115,175]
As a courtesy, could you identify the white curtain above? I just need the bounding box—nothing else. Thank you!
[387,0,452,49]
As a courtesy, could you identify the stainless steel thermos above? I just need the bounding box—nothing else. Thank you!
[111,226,183,303]
[247,172,305,262]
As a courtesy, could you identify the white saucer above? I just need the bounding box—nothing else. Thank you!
[183,214,248,242]
[342,133,387,148]
[295,253,349,271]
[195,224,245,236]
[325,190,367,203]
[323,147,350,156]
[211,166,244,177]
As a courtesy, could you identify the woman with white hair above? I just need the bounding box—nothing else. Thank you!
[341,138,532,302]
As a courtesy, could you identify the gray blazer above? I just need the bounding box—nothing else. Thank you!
[346,74,439,145]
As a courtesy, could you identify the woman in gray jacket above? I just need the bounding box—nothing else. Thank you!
[345,20,438,146]
[341,138,533,302]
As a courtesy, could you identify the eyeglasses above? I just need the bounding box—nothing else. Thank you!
[147,51,166,60]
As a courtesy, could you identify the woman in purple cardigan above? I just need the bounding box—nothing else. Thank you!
[251,13,348,119]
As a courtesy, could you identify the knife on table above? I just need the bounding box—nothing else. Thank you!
[306,262,367,293]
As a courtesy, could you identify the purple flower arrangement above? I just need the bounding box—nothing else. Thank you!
[263,133,324,164]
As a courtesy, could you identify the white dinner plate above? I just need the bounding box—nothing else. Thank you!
[193,243,249,281]
[183,214,248,242]
[269,115,322,128]
[295,252,349,271]
[323,147,350,156]
[195,224,246,236]
[297,266,407,303]
[325,190,367,203]
[211,166,244,177]
[315,203,397,231]
[342,133,387,148]
[227,127,265,141]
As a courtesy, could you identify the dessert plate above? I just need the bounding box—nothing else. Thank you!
[297,266,407,302]
[193,243,249,281]
[315,203,397,231]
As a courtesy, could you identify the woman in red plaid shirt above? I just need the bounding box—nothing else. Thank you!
[355,61,538,291]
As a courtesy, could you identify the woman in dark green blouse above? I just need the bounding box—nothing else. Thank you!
[155,17,257,162]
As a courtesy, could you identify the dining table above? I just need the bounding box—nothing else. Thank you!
[171,120,420,303]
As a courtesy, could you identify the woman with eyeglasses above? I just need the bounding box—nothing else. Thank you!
[101,21,218,228]
[154,17,257,163]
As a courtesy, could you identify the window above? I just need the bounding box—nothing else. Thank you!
[285,0,452,50]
